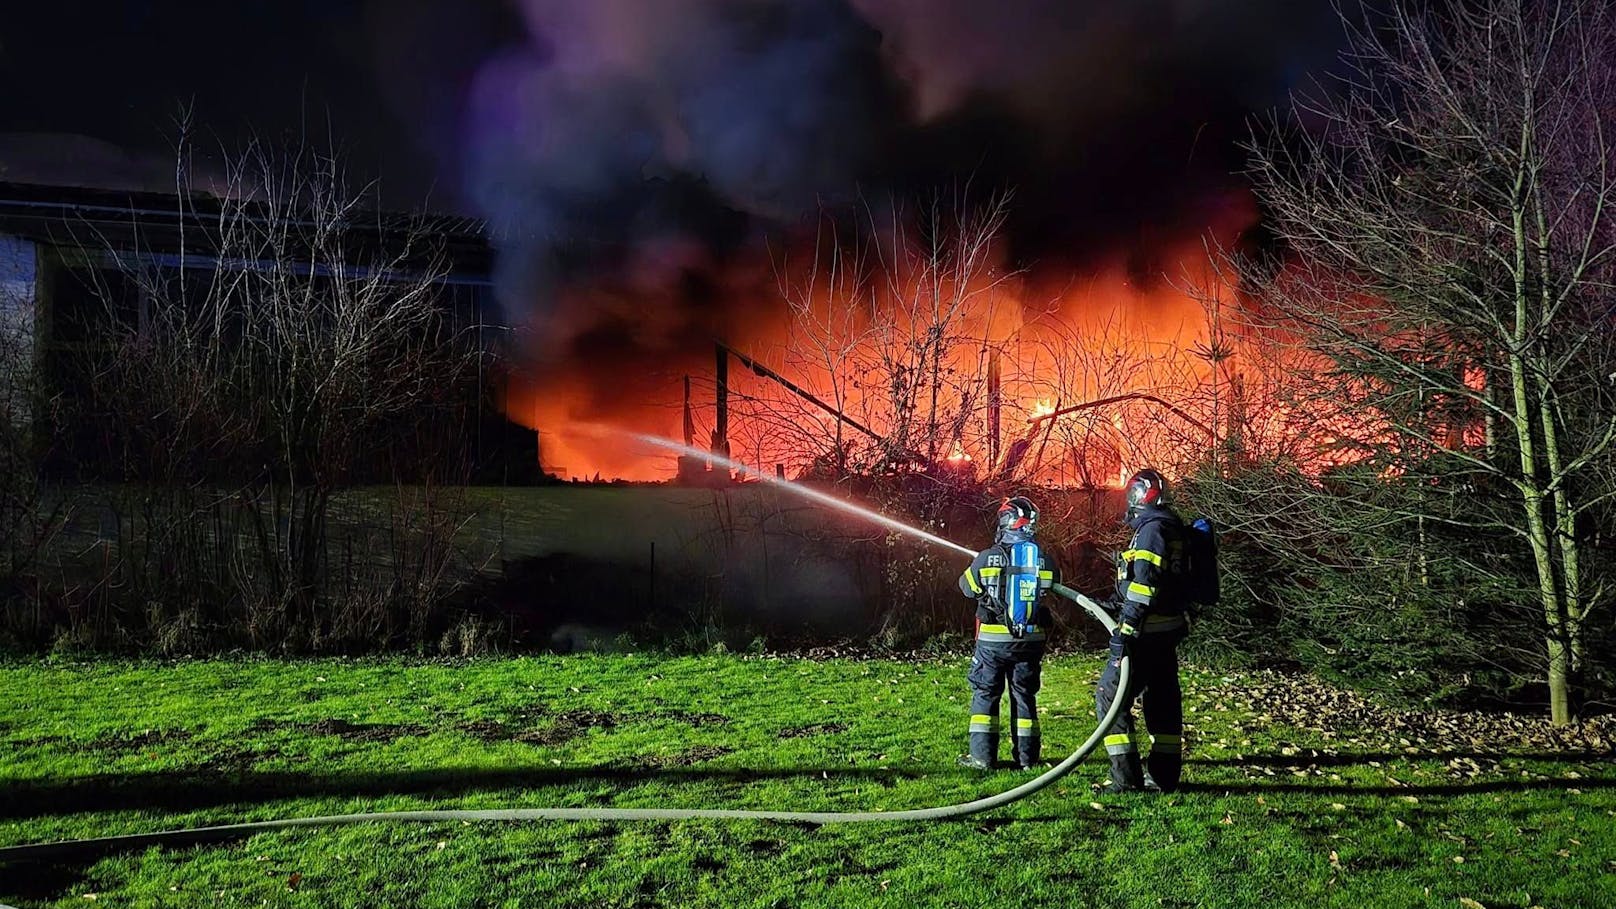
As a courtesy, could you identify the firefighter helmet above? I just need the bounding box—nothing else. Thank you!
[996,496,1039,540]
[1124,468,1170,518]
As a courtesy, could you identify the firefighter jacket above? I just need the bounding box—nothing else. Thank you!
[959,543,1060,643]
[1115,504,1188,634]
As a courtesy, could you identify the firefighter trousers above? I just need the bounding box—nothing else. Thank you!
[1094,629,1184,791]
[967,639,1045,767]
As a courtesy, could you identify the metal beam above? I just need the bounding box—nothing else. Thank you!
[714,340,883,443]
[1027,391,1213,439]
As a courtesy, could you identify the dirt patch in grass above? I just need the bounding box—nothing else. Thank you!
[642,745,736,768]
[233,707,729,750]
[455,708,623,746]
[197,743,291,772]
[690,855,725,873]
[776,722,849,739]
[246,718,431,743]
[521,708,621,745]
[302,719,434,742]
[745,838,787,857]
[455,719,519,741]
[512,728,581,746]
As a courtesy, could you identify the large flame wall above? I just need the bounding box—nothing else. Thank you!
[500,196,1256,484]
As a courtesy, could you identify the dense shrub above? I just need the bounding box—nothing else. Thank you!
[1181,462,1613,711]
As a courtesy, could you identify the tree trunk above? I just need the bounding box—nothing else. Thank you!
[1531,190,1587,688]
[1510,154,1573,725]
[1508,366,1571,724]
[1520,479,1574,725]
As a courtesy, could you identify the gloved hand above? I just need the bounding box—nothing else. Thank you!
[1109,622,1138,660]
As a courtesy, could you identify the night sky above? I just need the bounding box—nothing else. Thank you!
[1,3,1344,228]
[0,0,516,209]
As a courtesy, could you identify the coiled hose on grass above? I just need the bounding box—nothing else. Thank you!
[0,585,1127,862]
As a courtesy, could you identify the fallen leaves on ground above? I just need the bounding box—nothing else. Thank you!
[1198,669,1613,756]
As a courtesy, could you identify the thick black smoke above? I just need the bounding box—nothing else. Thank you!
[463,0,1344,319]
[463,0,905,316]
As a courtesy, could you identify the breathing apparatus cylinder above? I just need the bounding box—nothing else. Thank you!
[1003,541,1041,637]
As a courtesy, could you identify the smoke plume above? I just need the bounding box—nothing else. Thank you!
[457,0,1343,475]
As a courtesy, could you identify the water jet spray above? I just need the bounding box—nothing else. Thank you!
[632,433,977,558]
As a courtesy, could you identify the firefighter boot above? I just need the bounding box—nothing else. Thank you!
[1104,748,1145,792]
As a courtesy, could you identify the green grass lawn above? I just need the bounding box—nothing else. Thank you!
[1,653,1611,908]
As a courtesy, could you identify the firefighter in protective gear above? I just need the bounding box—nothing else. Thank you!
[957,496,1060,771]
[1095,468,1188,793]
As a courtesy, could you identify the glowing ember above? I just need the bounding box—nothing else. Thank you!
[946,440,972,463]
[1030,399,1056,419]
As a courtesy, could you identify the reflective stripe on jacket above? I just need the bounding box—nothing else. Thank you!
[1116,505,1187,632]
[959,543,1060,634]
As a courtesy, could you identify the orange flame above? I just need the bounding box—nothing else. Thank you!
[496,191,1443,485]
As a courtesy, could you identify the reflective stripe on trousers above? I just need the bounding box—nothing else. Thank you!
[1095,630,1184,791]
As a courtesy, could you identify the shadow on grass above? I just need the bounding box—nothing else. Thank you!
[6,748,1609,822]
[0,762,1119,901]
[3,747,1608,900]
[0,860,90,906]
[0,764,938,821]
[0,808,1119,907]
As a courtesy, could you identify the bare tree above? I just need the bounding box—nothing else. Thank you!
[769,209,882,477]
[1238,0,1616,722]
[63,135,478,649]
[1013,309,1213,487]
[716,191,1024,640]
[732,189,1020,480]
[861,191,1018,469]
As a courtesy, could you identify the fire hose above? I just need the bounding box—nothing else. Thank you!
[0,584,1129,863]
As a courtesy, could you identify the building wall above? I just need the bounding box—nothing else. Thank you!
[0,233,37,429]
